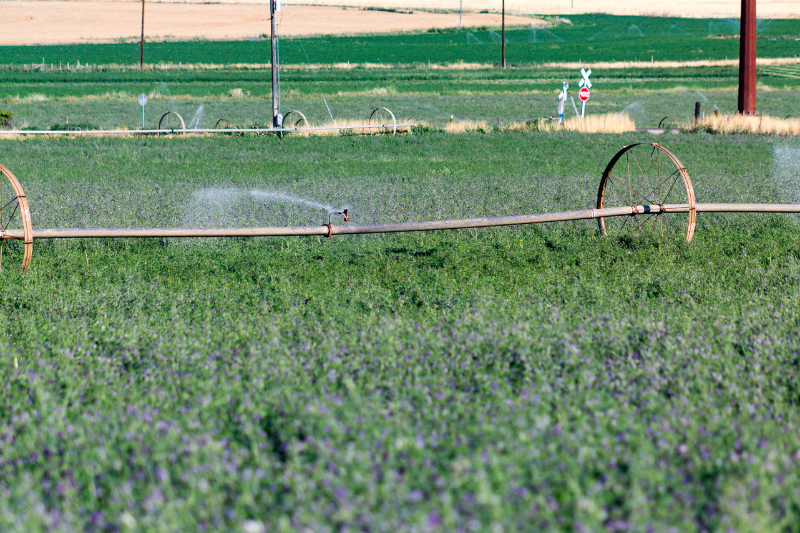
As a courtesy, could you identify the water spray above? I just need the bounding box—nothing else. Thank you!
[3,144,800,271]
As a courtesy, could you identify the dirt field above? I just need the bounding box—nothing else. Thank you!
[5,0,797,46]
[0,2,537,45]
[300,0,799,18]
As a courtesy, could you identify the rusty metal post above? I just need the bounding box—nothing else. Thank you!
[271,0,280,128]
[140,0,145,69]
[738,0,757,114]
[694,101,701,125]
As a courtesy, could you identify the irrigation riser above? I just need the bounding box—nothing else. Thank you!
[1,143,800,271]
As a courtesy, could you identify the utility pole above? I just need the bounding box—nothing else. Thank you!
[271,0,280,128]
[738,0,756,114]
[140,0,145,69]
[459,0,462,27]
[501,0,506,68]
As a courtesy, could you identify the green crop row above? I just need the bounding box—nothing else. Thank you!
[2,14,800,67]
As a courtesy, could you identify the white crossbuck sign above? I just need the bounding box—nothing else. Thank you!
[579,68,592,89]
[558,82,569,101]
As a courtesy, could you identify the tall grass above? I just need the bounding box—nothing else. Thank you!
[522,112,637,133]
[695,113,800,136]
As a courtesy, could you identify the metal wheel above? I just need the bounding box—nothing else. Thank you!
[597,143,696,242]
[279,110,310,137]
[158,111,186,136]
[657,116,680,130]
[368,107,397,135]
[0,165,32,271]
[215,118,232,129]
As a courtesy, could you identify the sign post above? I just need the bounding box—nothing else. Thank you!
[579,87,590,117]
[578,68,592,118]
[557,83,568,124]
[138,93,147,128]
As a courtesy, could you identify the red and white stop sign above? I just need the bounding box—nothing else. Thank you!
[579,87,590,102]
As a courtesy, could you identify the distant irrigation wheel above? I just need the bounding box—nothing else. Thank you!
[158,111,186,137]
[597,143,696,243]
[658,116,681,130]
[368,107,397,135]
[0,165,32,271]
[279,110,310,137]
[215,119,232,129]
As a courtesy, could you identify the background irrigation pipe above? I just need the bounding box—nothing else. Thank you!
[0,124,415,136]
[4,203,799,242]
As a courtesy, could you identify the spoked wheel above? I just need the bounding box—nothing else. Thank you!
[279,110,310,138]
[0,166,33,271]
[158,111,186,136]
[215,118,232,129]
[368,107,397,135]
[597,143,696,242]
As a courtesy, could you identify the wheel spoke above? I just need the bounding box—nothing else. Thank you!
[661,172,683,205]
[2,200,19,231]
[639,213,659,229]
[630,149,657,204]
[0,195,18,212]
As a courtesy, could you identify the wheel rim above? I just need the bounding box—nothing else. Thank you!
[0,165,33,271]
[596,143,696,243]
[280,110,309,137]
[368,107,397,135]
[158,111,186,136]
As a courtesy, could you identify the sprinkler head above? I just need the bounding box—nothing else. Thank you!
[328,210,350,225]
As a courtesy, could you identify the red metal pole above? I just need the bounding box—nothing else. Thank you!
[738,0,756,114]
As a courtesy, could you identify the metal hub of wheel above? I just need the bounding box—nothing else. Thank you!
[596,143,696,242]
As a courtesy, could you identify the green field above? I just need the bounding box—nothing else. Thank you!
[2,14,799,131]
[3,12,800,532]
[2,66,800,131]
[2,132,800,531]
[4,14,800,66]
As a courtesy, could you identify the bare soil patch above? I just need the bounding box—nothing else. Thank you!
[301,0,797,19]
[0,1,537,45]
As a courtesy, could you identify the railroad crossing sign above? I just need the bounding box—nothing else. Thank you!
[579,68,592,89]
[578,69,592,118]
[558,82,569,101]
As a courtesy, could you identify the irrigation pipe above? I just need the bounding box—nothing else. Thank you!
[0,124,415,136]
[3,203,799,242]
[2,143,800,271]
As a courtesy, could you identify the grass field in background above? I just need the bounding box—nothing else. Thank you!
[2,65,799,130]
[3,133,800,530]
[2,14,800,67]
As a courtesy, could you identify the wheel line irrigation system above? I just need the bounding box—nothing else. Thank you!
[1,143,799,271]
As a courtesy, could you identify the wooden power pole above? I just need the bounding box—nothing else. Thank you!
[501,0,506,68]
[140,0,145,69]
[271,0,280,128]
[738,0,756,114]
